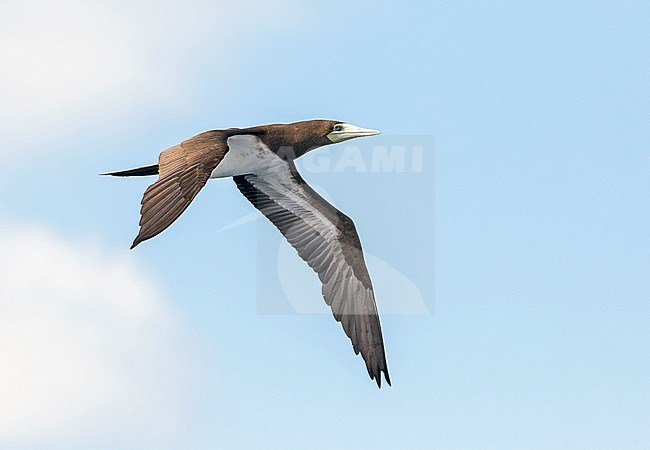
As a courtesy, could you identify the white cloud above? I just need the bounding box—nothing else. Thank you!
[0,223,199,446]
[0,0,303,158]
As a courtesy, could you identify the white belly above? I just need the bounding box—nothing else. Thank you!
[210,135,285,178]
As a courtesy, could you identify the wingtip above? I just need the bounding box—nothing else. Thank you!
[372,370,391,389]
[384,370,392,387]
[371,369,393,389]
[131,229,148,249]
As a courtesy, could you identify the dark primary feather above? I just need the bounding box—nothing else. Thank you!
[234,163,391,387]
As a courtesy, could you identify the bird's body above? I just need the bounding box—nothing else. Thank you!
[105,119,391,387]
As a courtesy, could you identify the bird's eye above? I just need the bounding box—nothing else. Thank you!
[333,124,343,131]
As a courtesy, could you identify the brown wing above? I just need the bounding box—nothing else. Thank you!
[234,163,391,388]
[131,130,229,248]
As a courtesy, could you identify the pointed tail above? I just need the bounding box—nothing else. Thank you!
[101,164,159,177]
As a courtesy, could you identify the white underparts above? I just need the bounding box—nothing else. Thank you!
[210,135,285,178]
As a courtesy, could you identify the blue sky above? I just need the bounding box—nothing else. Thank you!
[1,1,649,448]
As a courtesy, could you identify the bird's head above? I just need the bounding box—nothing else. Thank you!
[272,120,380,159]
[325,121,381,144]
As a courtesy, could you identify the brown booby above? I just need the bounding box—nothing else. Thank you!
[105,120,390,387]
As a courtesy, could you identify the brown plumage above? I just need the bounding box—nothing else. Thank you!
[106,120,390,387]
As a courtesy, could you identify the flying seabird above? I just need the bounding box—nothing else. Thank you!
[105,120,390,387]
